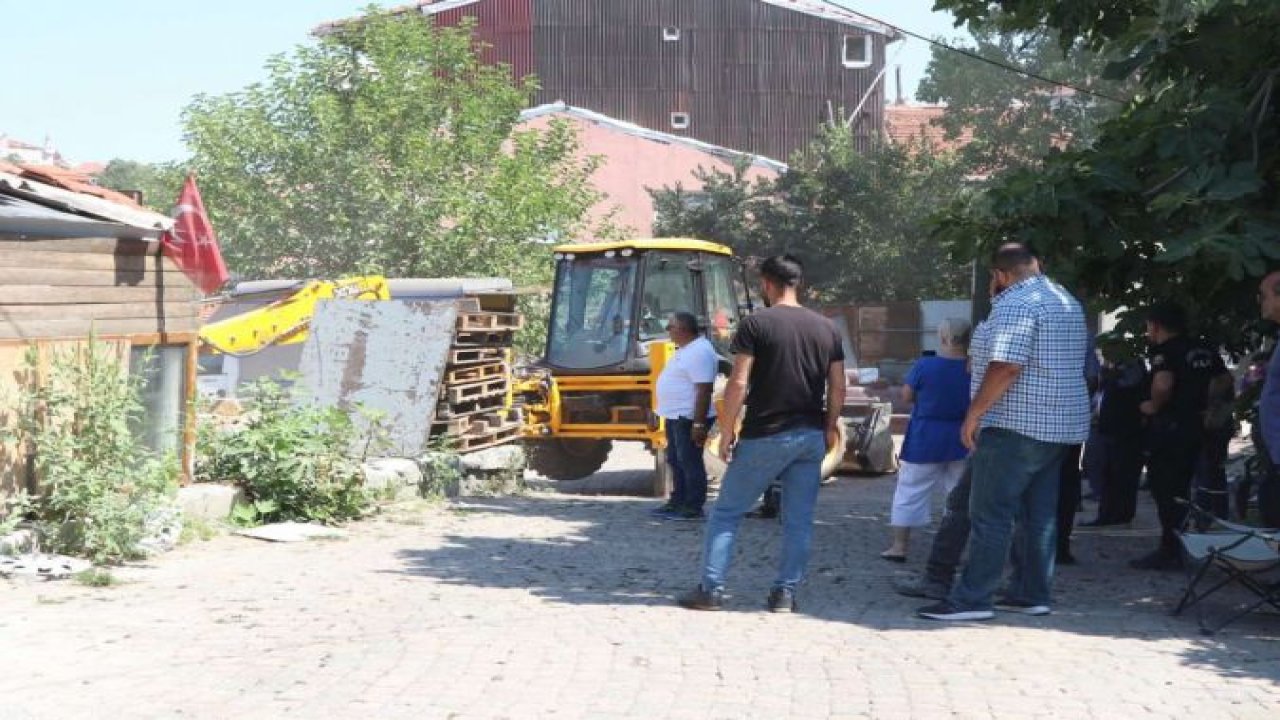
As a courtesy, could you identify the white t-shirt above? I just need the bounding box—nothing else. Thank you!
[656,336,719,420]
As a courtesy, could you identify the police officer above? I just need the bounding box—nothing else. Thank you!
[1131,303,1224,570]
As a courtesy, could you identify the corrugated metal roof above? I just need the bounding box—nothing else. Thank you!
[418,0,483,13]
[0,169,172,235]
[760,0,899,37]
[0,194,143,238]
[521,101,789,173]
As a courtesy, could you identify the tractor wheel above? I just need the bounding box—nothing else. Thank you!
[526,438,613,481]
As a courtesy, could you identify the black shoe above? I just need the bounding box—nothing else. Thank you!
[1056,551,1077,566]
[746,505,779,520]
[767,587,796,613]
[1129,550,1183,571]
[649,502,678,517]
[893,575,950,600]
[916,601,994,622]
[677,585,724,611]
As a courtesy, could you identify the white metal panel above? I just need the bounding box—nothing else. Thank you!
[299,300,458,457]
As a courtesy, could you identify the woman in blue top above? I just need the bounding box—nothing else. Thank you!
[881,318,972,562]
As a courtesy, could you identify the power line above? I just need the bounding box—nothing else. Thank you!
[817,0,1127,104]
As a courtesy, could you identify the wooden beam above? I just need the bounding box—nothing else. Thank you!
[0,285,200,304]
[0,267,191,287]
[0,303,200,321]
[0,237,161,255]
[0,315,201,341]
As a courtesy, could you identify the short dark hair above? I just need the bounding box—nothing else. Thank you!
[1146,302,1188,335]
[760,254,804,288]
[671,311,699,334]
[991,243,1037,272]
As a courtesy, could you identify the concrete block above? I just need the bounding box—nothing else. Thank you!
[362,458,424,501]
[459,444,526,497]
[178,484,245,522]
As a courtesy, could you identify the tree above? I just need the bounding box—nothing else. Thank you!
[180,10,607,286]
[651,127,971,304]
[917,26,1129,173]
[931,0,1280,348]
[95,159,184,211]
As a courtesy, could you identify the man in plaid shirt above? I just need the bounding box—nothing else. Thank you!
[919,243,1090,621]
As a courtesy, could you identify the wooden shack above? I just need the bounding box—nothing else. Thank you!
[0,165,202,494]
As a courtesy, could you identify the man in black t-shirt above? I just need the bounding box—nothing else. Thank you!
[1132,303,1223,570]
[677,255,846,613]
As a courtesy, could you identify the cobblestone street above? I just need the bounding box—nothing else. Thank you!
[2,444,1278,719]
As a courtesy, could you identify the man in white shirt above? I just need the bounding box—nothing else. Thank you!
[652,312,719,520]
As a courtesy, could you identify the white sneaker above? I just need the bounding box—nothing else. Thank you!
[994,599,1051,616]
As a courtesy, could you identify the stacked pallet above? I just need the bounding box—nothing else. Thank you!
[432,302,524,453]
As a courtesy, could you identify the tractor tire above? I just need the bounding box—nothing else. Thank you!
[526,438,613,481]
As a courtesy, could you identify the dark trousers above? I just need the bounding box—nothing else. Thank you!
[1096,435,1144,523]
[1194,426,1232,520]
[924,462,972,586]
[1055,444,1083,556]
[665,418,710,513]
[1146,422,1202,555]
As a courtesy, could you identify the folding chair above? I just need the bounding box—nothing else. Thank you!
[1173,501,1280,635]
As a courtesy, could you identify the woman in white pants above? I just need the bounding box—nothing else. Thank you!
[881,318,972,562]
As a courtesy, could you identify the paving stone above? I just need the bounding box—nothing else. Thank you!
[0,443,1276,718]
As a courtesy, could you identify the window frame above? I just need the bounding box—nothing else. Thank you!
[841,34,873,69]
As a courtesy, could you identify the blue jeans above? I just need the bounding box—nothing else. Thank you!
[665,418,711,512]
[949,428,1068,610]
[700,427,827,592]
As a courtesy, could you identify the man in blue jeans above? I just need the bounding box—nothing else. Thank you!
[651,312,719,520]
[677,255,846,613]
[918,243,1089,621]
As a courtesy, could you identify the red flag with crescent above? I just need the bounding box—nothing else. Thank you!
[160,175,228,294]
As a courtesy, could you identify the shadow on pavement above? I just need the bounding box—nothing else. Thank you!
[389,474,1280,685]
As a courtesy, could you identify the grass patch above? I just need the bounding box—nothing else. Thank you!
[73,568,121,588]
[178,517,219,545]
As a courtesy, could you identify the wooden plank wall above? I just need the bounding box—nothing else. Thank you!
[0,236,201,341]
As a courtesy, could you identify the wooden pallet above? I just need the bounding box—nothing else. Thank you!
[431,410,506,437]
[453,329,515,348]
[444,361,507,384]
[444,376,507,404]
[457,311,524,332]
[448,347,506,366]
[454,422,522,452]
[435,393,506,419]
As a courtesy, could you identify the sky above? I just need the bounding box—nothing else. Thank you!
[2,1,966,166]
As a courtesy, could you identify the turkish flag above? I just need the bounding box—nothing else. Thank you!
[160,175,229,294]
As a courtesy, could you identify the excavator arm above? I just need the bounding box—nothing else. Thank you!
[199,275,390,356]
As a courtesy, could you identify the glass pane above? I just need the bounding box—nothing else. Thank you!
[546,256,638,369]
[638,252,698,341]
[703,255,741,353]
[129,344,188,456]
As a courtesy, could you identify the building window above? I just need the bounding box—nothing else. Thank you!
[842,35,872,69]
[670,112,690,129]
[662,26,680,42]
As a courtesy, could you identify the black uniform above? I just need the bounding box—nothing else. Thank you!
[1145,337,1222,554]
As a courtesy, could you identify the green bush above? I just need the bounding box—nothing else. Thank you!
[11,342,179,564]
[196,379,377,525]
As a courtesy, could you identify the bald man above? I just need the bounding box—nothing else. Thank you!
[1256,272,1280,526]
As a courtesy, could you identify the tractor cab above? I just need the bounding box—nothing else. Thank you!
[543,239,752,374]
[520,238,755,482]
